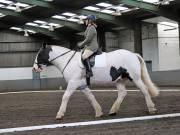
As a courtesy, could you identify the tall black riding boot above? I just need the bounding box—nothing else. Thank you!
[84,59,93,78]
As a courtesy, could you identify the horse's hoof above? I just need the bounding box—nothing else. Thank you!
[148,108,158,115]
[109,112,117,116]
[56,116,62,120]
[149,110,158,115]
[56,117,62,120]
[56,114,64,120]
[95,112,103,118]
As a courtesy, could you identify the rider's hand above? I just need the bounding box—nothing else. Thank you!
[77,42,83,49]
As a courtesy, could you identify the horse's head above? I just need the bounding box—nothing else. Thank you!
[33,43,52,72]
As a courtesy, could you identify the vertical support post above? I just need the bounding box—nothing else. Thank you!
[97,28,106,52]
[179,22,180,54]
[134,20,142,56]
[69,36,77,49]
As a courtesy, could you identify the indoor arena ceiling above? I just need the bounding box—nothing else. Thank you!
[0,0,179,41]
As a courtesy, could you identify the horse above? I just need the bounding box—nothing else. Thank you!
[33,44,159,120]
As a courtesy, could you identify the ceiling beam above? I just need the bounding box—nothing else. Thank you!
[15,0,112,9]
[15,0,134,29]
[0,0,127,40]
[47,18,84,31]
[0,21,63,40]
[117,0,180,22]
[15,0,60,9]
[3,0,175,39]
[0,8,84,31]
[15,0,180,26]
[0,8,31,19]
[0,5,68,40]
[0,1,134,30]
[23,25,65,40]
[77,9,133,29]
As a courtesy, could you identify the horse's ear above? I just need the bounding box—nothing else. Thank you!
[42,43,47,49]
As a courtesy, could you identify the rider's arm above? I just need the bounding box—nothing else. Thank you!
[78,26,96,48]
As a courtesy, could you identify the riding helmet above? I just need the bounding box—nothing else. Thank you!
[86,15,96,21]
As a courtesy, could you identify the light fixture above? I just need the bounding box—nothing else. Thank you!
[15,5,21,12]
[6,5,16,10]
[49,24,54,31]
[77,18,84,24]
[0,4,4,7]
[160,0,170,5]
[142,0,159,3]
[67,17,79,22]
[62,12,76,17]
[84,6,100,11]
[115,6,128,11]
[49,23,62,28]
[34,20,47,25]
[112,9,122,16]
[78,15,87,20]
[16,2,29,8]
[0,13,5,18]
[26,22,38,26]
[0,0,13,5]
[96,2,112,8]
[39,25,49,29]
[52,15,66,20]
[24,30,29,37]
[101,9,114,14]
[27,29,36,34]
[44,0,53,2]
[10,27,23,31]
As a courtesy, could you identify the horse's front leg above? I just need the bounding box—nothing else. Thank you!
[56,80,79,120]
[81,87,103,118]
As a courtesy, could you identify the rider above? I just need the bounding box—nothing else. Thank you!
[78,14,99,78]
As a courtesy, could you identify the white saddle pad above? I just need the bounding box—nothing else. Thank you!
[79,53,106,68]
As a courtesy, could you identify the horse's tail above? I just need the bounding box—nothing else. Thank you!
[136,54,159,97]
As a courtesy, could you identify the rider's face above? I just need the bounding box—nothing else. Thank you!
[85,20,89,26]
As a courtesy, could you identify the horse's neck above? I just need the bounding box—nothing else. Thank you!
[51,46,70,56]
[49,46,76,71]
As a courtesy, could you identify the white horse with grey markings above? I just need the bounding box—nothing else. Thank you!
[33,44,159,120]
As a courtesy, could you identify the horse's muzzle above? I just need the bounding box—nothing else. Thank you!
[32,67,43,73]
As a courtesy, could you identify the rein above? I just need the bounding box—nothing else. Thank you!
[49,50,72,62]
[62,51,76,74]
[49,50,77,74]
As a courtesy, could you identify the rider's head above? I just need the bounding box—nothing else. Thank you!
[85,15,96,26]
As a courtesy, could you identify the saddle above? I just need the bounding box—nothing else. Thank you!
[80,50,105,86]
[81,49,102,67]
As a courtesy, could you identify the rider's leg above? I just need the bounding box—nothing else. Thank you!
[82,49,94,60]
[82,49,94,78]
[84,59,93,77]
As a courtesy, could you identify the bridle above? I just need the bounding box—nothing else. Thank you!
[35,50,77,74]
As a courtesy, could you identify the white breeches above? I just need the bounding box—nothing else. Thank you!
[82,49,94,60]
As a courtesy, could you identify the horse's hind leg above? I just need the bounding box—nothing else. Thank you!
[134,79,157,114]
[81,87,103,117]
[109,81,127,115]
